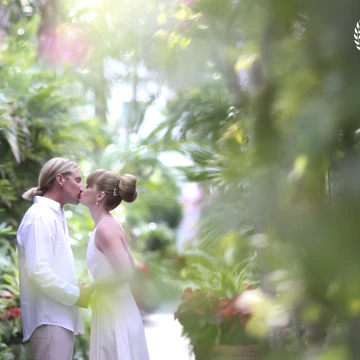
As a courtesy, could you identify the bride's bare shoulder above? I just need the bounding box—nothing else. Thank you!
[95,219,121,245]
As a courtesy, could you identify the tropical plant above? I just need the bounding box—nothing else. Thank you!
[173,249,260,352]
[0,15,108,227]
[0,230,26,358]
[175,288,257,353]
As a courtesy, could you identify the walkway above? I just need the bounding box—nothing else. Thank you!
[144,302,195,360]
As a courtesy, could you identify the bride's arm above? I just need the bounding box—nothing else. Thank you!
[88,222,134,291]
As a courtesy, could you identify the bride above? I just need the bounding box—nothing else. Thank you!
[79,169,150,360]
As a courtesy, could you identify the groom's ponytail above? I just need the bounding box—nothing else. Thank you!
[22,157,80,201]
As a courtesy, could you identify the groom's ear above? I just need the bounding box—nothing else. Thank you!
[56,174,66,187]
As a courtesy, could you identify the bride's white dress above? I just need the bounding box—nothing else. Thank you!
[86,223,150,360]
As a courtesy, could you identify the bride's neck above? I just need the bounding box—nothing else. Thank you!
[90,207,111,225]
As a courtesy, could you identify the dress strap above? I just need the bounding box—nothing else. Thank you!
[94,216,112,232]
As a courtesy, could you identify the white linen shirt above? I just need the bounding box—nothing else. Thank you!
[17,196,84,341]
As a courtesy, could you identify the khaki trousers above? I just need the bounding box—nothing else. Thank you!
[30,325,75,360]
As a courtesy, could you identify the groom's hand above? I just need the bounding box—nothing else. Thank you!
[75,284,94,308]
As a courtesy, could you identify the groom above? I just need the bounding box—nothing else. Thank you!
[17,158,93,360]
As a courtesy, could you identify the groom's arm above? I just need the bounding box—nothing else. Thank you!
[23,214,80,306]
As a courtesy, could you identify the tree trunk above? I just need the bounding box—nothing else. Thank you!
[37,0,61,59]
[94,59,108,124]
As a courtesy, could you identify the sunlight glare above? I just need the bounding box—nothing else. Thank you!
[77,0,100,7]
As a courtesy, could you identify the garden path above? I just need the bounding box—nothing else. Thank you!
[144,302,195,360]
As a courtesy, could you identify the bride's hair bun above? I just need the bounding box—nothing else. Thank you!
[86,169,138,210]
[118,174,137,203]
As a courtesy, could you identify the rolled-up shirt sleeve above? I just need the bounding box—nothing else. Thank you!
[23,214,80,306]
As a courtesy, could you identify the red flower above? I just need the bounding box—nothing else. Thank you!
[181,288,198,302]
[218,298,231,308]
[216,304,234,323]
[0,306,21,321]
[8,306,21,318]
[175,289,211,321]
[215,296,245,324]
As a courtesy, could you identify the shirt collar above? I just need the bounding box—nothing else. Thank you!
[34,196,62,213]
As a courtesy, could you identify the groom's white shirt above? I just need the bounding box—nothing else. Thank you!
[17,196,84,342]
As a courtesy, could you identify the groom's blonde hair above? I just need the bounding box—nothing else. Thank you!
[22,158,80,201]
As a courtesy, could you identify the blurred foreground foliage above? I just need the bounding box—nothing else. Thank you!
[145,0,360,358]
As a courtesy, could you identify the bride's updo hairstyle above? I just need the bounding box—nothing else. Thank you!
[87,169,137,210]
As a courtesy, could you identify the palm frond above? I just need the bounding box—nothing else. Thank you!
[183,248,218,269]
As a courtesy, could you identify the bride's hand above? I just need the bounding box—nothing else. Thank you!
[76,283,94,308]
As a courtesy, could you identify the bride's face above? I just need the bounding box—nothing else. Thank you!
[79,184,98,208]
